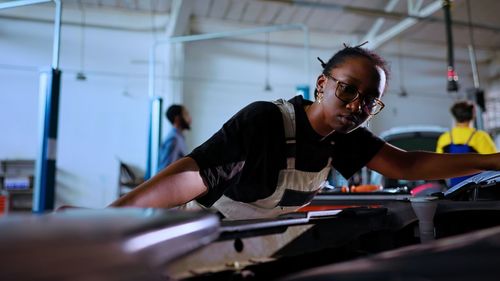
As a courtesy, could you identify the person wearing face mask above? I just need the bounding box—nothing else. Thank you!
[157,104,192,172]
[110,44,500,219]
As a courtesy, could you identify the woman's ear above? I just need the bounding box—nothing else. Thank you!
[316,74,327,93]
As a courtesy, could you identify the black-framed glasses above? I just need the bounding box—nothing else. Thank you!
[324,73,385,115]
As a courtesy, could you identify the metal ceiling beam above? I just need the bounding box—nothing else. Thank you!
[365,0,442,49]
[261,0,500,33]
[361,0,400,44]
[166,0,193,36]
[407,0,424,15]
[262,0,409,19]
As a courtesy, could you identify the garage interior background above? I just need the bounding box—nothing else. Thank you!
[0,0,499,208]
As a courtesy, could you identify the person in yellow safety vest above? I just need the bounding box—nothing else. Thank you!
[436,100,497,187]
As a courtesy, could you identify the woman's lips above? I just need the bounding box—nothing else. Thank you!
[338,114,359,126]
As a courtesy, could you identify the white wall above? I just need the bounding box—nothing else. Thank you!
[0,17,152,207]
[183,39,314,149]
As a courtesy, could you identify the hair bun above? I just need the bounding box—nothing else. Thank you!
[316,57,326,68]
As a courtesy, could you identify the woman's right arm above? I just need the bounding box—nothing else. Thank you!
[109,157,208,208]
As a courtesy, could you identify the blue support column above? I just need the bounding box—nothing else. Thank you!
[144,97,163,180]
[296,85,310,100]
[33,68,61,213]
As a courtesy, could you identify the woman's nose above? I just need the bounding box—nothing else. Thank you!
[346,98,362,113]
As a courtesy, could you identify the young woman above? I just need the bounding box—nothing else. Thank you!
[110,45,500,219]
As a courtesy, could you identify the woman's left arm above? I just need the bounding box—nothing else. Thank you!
[367,143,500,180]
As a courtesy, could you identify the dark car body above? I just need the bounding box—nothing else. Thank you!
[370,126,449,195]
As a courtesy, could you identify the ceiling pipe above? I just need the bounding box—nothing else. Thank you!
[148,23,310,99]
[0,0,51,9]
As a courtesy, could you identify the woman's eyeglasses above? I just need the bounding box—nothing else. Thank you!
[324,73,385,115]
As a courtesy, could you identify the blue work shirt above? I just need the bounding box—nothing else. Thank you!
[158,128,187,171]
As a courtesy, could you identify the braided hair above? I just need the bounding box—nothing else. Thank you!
[315,42,390,99]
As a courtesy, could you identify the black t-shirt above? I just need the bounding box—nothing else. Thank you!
[188,95,385,207]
